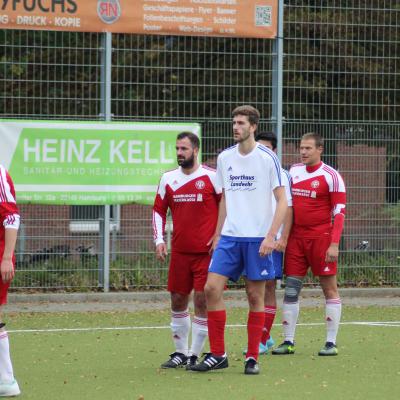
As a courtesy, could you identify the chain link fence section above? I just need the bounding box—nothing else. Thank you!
[1,1,399,289]
[283,0,400,286]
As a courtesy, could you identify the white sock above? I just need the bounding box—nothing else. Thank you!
[0,331,14,383]
[189,316,208,357]
[170,310,190,356]
[282,301,299,343]
[325,298,342,344]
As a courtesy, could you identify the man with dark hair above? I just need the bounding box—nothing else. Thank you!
[242,131,293,355]
[192,106,288,375]
[153,131,221,370]
[0,165,21,397]
[272,132,346,356]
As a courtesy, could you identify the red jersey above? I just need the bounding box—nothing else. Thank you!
[289,162,346,238]
[153,165,221,253]
[0,165,20,263]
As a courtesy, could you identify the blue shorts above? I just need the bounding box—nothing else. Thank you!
[209,236,275,282]
[271,250,283,279]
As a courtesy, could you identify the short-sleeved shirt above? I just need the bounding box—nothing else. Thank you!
[216,143,282,239]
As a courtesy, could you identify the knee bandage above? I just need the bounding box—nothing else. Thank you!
[284,277,303,303]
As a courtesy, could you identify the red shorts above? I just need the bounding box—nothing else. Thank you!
[0,257,15,305]
[284,234,337,277]
[168,252,211,295]
[0,280,11,305]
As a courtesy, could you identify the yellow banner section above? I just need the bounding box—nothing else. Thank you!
[0,0,277,39]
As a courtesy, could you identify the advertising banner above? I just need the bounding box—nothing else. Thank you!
[0,120,201,205]
[0,0,277,39]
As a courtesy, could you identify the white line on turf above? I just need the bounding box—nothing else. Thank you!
[7,321,400,334]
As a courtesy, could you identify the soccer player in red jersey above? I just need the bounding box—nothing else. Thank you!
[0,165,21,397]
[153,132,221,370]
[272,132,346,356]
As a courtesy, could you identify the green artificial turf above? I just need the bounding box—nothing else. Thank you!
[5,306,400,400]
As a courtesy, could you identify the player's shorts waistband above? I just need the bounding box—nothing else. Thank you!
[220,235,264,243]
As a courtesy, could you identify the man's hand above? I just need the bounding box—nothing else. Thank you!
[0,257,14,283]
[275,236,288,253]
[325,243,339,263]
[155,243,168,262]
[259,235,276,257]
[207,233,221,254]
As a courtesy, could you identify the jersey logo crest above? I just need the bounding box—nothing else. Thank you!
[311,180,320,188]
[323,266,330,272]
[228,166,233,171]
[195,180,205,189]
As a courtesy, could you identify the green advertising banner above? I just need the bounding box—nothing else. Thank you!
[0,120,201,205]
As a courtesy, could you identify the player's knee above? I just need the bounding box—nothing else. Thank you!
[170,292,189,310]
[245,285,264,309]
[204,281,222,302]
[284,276,303,303]
[193,291,207,313]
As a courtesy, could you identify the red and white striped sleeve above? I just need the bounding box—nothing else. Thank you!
[323,164,346,243]
[323,164,346,216]
[152,174,169,246]
[0,166,20,231]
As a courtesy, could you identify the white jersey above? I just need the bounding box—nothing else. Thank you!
[273,168,292,239]
[216,143,283,239]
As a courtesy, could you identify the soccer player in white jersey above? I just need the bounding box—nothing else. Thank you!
[191,106,288,375]
[241,132,293,355]
[272,132,346,356]
[153,132,221,370]
[0,165,21,397]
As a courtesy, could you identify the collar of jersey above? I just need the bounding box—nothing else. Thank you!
[235,143,258,157]
[305,161,323,173]
[179,165,202,178]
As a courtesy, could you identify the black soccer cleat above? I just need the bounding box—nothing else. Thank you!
[244,357,260,375]
[160,352,188,369]
[190,353,228,372]
[185,355,199,370]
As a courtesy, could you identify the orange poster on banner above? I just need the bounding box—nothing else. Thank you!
[0,0,277,39]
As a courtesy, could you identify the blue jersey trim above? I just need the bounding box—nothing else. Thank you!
[282,169,292,187]
[257,145,282,185]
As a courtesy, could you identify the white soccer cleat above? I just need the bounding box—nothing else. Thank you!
[0,380,21,397]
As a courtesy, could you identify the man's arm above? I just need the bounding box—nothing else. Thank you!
[207,190,226,252]
[325,170,346,263]
[275,206,293,252]
[152,177,169,262]
[325,208,345,263]
[259,186,288,256]
[275,169,293,252]
[1,227,18,283]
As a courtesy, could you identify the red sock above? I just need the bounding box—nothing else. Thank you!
[207,310,226,356]
[261,305,277,345]
[246,311,265,360]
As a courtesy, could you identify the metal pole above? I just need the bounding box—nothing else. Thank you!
[272,0,284,162]
[100,31,112,292]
